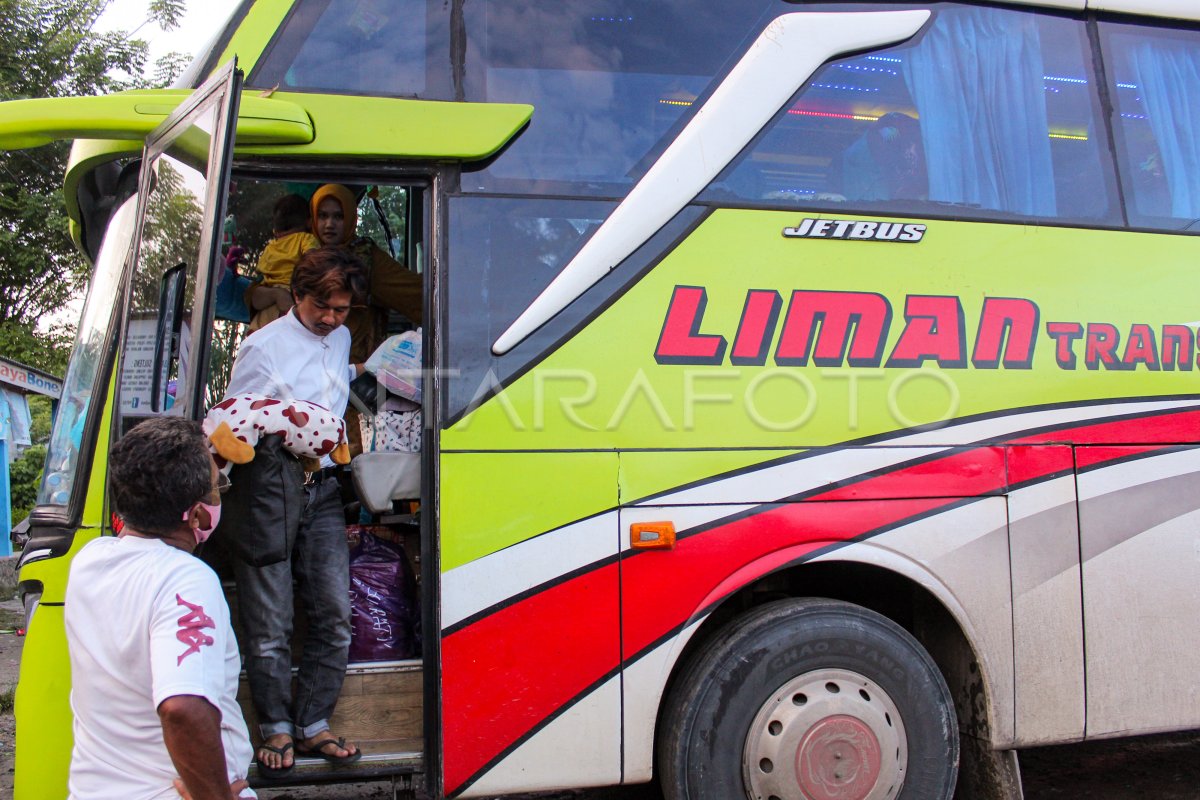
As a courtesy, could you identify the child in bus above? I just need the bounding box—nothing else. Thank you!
[246,193,320,332]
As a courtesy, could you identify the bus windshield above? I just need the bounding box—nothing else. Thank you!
[38,194,139,508]
[461,0,783,195]
[248,0,789,195]
[248,0,451,99]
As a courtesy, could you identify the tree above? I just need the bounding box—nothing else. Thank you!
[130,159,203,309]
[0,321,71,375]
[358,185,409,260]
[0,0,192,371]
[0,0,194,527]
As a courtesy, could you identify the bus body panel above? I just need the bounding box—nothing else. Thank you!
[617,497,1016,780]
[13,605,72,800]
[438,452,619,574]
[208,0,293,78]
[617,449,808,505]
[455,676,622,797]
[1007,446,1085,747]
[0,92,312,151]
[235,93,533,161]
[1077,446,1200,737]
[439,452,621,794]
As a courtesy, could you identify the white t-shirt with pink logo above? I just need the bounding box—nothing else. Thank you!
[65,535,254,799]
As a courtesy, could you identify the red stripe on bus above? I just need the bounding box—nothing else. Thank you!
[442,563,620,794]
[1073,444,1168,471]
[1013,408,1200,446]
[1007,444,1075,486]
[811,446,1006,501]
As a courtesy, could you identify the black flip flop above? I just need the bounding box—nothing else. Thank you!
[298,735,362,765]
[255,740,295,778]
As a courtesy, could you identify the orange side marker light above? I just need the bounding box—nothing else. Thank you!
[630,521,676,551]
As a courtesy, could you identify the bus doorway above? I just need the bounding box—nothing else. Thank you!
[113,168,436,786]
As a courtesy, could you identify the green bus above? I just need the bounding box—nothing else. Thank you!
[7,1,1200,798]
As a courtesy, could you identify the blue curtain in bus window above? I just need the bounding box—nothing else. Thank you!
[902,7,1056,216]
[1127,40,1200,220]
[700,4,1118,221]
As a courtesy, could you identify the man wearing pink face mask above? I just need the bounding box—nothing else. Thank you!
[65,417,254,800]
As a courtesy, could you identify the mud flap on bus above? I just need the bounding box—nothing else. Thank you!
[955,740,1023,800]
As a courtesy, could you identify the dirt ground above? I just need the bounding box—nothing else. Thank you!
[0,597,23,800]
[3,607,1200,800]
[1020,731,1200,799]
[255,734,1200,799]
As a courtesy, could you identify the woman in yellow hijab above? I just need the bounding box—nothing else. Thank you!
[311,184,423,456]
[310,184,423,364]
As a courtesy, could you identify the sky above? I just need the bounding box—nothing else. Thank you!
[95,0,244,67]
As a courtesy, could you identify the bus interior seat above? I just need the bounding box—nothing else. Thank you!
[352,451,421,514]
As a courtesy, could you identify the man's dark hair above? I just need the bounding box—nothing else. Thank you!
[109,417,212,536]
[272,193,310,234]
[290,246,367,304]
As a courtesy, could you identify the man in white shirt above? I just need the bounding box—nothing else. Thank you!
[65,416,253,800]
[222,247,365,776]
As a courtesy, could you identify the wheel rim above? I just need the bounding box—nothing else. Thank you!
[742,668,907,800]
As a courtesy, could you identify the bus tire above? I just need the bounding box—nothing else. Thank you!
[658,598,958,800]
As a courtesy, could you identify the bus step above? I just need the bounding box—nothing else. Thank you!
[247,741,423,788]
[238,665,424,756]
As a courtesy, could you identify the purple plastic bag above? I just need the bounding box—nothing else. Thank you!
[347,528,419,662]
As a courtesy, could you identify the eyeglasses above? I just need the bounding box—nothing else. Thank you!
[217,472,231,495]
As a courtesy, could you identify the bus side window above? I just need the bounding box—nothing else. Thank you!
[705,5,1118,225]
[833,112,926,204]
[1101,21,1200,231]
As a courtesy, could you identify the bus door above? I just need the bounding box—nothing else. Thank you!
[110,62,242,438]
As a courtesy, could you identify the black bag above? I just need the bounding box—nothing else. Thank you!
[349,370,382,416]
[213,433,305,567]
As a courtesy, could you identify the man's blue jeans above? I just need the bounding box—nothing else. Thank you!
[233,479,350,740]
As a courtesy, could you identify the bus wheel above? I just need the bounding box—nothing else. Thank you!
[658,598,958,800]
